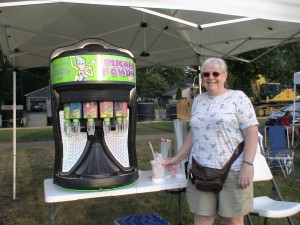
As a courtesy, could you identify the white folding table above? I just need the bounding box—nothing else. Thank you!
[44,170,187,225]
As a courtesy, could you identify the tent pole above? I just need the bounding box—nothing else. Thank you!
[293,77,296,147]
[198,65,201,94]
[292,72,300,147]
[197,56,202,94]
[13,70,17,200]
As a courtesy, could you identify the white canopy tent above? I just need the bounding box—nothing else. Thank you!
[0,0,300,69]
[0,0,300,199]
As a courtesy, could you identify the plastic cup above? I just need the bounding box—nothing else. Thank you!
[165,165,177,179]
[150,160,166,183]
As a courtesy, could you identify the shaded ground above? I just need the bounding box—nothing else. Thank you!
[0,124,265,150]
[0,133,175,149]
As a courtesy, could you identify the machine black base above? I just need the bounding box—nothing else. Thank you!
[54,168,139,190]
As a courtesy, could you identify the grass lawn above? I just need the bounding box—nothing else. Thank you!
[0,121,175,143]
[0,120,299,225]
[0,119,266,143]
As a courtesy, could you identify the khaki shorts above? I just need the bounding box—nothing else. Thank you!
[186,171,253,217]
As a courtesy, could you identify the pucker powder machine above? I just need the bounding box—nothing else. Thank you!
[50,39,139,189]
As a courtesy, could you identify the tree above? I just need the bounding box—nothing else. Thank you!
[136,71,170,99]
[175,87,182,100]
[0,53,49,105]
[136,66,189,99]
[0,52,13,105]
[227,41,300,95]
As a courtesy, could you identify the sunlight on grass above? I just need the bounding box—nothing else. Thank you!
[0,120,299,225]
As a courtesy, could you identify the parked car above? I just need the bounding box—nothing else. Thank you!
[265,102,300,126]
[31,103,43,112]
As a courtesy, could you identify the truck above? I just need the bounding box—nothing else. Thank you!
[251,74,296,117]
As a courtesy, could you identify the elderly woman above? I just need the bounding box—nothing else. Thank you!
[163,58,258,225]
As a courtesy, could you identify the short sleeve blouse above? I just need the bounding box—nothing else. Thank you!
[189,90,259,171]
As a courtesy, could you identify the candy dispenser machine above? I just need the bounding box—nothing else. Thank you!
[50,39,138,189]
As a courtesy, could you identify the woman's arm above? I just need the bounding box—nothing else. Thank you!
[162,130,193,166]
[242,125,259,164]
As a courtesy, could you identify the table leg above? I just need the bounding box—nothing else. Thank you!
[49,203,61,225]
[165,188,185,225]
[178,191,183,225]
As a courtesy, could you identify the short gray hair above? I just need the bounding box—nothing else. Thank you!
[201,58,227,73]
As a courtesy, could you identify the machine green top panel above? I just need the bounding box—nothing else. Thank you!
[50,54,136,85]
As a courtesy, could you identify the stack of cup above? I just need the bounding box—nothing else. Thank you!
[160,138,173,179]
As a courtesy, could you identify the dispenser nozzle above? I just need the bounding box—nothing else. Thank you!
[72,119,81,134]
[116,117,123,133]
[103,118,111,135]
[64,119,71,135]
[87,118,95,135]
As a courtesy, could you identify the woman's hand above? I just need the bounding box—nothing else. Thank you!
[240,125,258,189]
[238,163,254,189]
[162,156,179,167]
[162,131,192,168]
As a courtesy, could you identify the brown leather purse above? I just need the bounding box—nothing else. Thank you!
[189,142,245,192]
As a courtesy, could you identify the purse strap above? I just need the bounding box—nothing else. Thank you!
[224,141,245,168]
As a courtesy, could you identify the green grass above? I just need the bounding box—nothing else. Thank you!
[1,118,264,143]
[0,127,54,143]
[136,121,175,134]
[0,121,175,143]
[257,117,267,126]
[0,120,299,225]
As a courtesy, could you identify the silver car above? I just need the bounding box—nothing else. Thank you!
[265,102,300,126]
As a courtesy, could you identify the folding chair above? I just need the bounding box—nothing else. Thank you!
[264,125,294,177]
[246,154,300,225]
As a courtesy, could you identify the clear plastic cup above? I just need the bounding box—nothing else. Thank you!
[150,160,166,183]
[165,165,177,179]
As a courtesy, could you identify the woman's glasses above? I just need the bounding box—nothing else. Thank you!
[202,71,221,78]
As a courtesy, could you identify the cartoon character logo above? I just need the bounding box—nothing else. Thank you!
[70,56,95,81]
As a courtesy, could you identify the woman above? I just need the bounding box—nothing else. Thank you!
[279,111,299,138]
[163,58,258,225]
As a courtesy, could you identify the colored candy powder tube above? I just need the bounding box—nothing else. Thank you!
[114,102,123,117]
[70,102,82,119]
[83,102,98,119]
[99,101,113,118]
[70,103,82,134]
[122,102,128,117]
[64,103,71,119]
[63,103,71,135]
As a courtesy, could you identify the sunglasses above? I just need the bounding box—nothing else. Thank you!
[202,71,222,78]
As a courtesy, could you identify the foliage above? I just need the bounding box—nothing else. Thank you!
[136,71,170,98]
[0,53,49,105]
[136,66,189,99]
[227,42,300,95]
[175,87,183,100]
[0,52,13,105]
